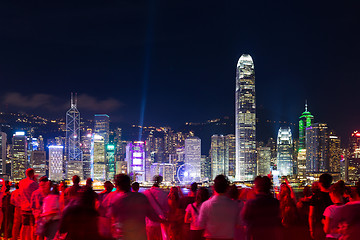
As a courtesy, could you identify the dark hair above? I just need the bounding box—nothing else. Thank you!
[131,182,140,192]
[39,176,49,182]
[86,178,93,187]
[51,183,60,195]
[254,176,272,194]
[302,186,312,197]
[72,175,80,184]
[213,175,229,194]
[168,187,180,202]
[115,174,131,192]
[227,184,239,200]
[153,175,163,187]
[190,182,198,193]
[330,180,345,196]
[196,187,209,204]
[104,181,114,192]
[26,168,35,178]
[319,173,332,189]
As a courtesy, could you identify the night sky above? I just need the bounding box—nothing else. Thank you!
[0,1,360,142]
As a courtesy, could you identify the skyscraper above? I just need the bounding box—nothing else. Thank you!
[257,146,271,176]
[211,135,226,179]
[106,144,115,180]
[235,54,256,181]
[185,136,201,182]
[328,132,341,174]
[306,123,329,173]
[65,94,83,179]
[348,131,360,182]
[277,127,293,176]
[0,132,7,176]
[94,114,110,144]
[91,134,106,181]
[30,150,46,176]
[299,102,314,150]
[11,131,27,181]
[49,146,64,181]
[126,141,146,182]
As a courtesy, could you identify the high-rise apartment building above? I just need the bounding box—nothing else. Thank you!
[49,146,64,181]
[306,123,329,173]
[81,132,92,179]
[94,114,110,144]
[277,127,293,176]
[299,103,314,150]
[106,144,115,181]
[235,54,256,181]
[201,155,211,181]
[185,136,201,182]
[328,132,341,174]
[210,134,235,179]
[126,141,146,182]
[0,132,7,176]
[11,131,27,181]
[257,147,271,176]
[65,94,83,179]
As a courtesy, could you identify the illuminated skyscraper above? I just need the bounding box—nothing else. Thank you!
[328,132,341,174]
[257,146,271,176]
[94,114,110,144]
[211,135,226,179]
[126,141,145,182]
[91,134,106,181]
[106,144,115,180]
[277,127,293,176]
[31,150,46,176]
[185,136,201,182]
[65,93,83,179]
[306,123,329,173]
[11,132,27,181]
[348,131,360,182]
[49,146,64,181]
[299,102,314,150]
[0,132,7,176]
[235,54,256,181]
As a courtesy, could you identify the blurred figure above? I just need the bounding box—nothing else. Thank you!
[132,182,140,192]
[0,179,7,234]
[185,187,209,240]
[331,182,360,240]
[143,175,169,240]
[63,175,81,206]
[11,183,21,240]
[59,187,110,240]
[98,181,114,238]
[19,168,39,240]
[31,176,50,240]
[109,174,163,240]
[180,182,198,239]
[58,181,67,212]
[242,176,283,240]
[323,180,345,240]
[41,183,61,240]
[166,187,183,240]
[1,180,12,240]
[198,175,240,239]
[309,173,333,240]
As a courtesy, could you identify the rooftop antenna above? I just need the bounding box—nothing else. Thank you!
[305,99,308,112]
[75,92,78,107]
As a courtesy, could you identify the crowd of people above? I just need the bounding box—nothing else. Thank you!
[0,168,358,240]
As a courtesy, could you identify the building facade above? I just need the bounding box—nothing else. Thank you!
[277,127,293,177]
[11,132,27,181]
[306,123,329,174]
[184,136,201,182]
[257,146,271,176]
[235,54,256,181]
[49,146,64,181]
[0,132,7,176]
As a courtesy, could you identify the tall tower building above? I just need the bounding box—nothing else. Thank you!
[328,132,341,174]
[65,93,83,179]
[94,114,110,144]
[11,131,27,181]
[226,134,236,179]
[306,123,329,173]
[0,132,7,176]
[49,146,64,181]
[235,54,256,181]
[185,136,201,182]
[30,150,46,176]
[348,131,360,182]
[257,146,271,176]
[277,127,293,177]
[126,141,146,182]
[91,134,106,181]
[106,143,115,181]
[299,102,314,150]
[211,135,226,179]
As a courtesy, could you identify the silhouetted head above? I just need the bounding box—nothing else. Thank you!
[115,174,131,192]
[196,187,209,204]
[131,182,140,192]
[104,181,114,192]
[190,182,198,193]
[153,175,163,187]
[72,175,80,185]
[319,173,332,189]
[227,184,239,200]
[25,168,35,179]
[254,176,272,194]
[213,175,229,194]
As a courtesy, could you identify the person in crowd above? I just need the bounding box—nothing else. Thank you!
[97,181,114,238]
[11,183,21,240]
[132,182,140,192]
[226,185,247,240]
[166,187,183,240]
[331,182,360,240]
[309,173,333,240]
[143,175,169,240]
[242,176,283,240]
[31,176,50,240]
[58,181,67,212]
[59,186,110,240]
[19,168,39,240]
[63,175,81,206]
[180,182,198,239]
[1,180,12,240]
[297,186,312,224]
[0,179,7,234]
[323,180,345,240]
[185,187,209,240]
[41,183,61,240]
[109,174,165,240]
[198,175,240,240]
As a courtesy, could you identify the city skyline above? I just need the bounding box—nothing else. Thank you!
[0,1,359,143]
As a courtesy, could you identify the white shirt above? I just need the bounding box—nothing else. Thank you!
[198,195,240,239]
[143,187,169,227]
[185,202,202,230]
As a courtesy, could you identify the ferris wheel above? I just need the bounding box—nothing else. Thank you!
[176,163,196,184]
